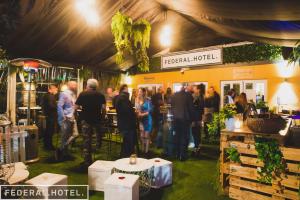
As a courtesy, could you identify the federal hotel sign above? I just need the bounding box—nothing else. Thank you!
[161,47,223,69]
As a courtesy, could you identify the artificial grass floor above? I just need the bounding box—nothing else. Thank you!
[27,135,230,200]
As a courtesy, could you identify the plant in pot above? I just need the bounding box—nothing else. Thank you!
[208,104,237,135]
[256,100,269,114]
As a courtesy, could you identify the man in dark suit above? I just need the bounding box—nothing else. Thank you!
[115,84,137,157]
[42,84,58,150]
[171,84,194,161]
[151,87,164,148]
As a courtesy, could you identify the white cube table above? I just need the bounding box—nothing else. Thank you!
[149,158,172,188]
[88,160,114,191]
[25,173,68,199]
[104,173,139,200]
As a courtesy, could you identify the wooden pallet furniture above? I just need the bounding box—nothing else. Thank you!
[220,127,300,200]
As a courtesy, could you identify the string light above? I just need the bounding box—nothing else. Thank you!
[75,0,100,27]
[160,24,172,47]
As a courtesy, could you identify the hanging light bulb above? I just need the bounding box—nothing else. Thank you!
[159,24,172,47]
[124,75,132,85]
[75,0,100,27]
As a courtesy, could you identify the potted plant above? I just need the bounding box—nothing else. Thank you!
[256,100,269,114]
[223,104,237,130]
[208,104,237,135]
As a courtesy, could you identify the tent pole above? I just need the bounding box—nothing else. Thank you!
[27,73,32,125]
[7,68,16,125]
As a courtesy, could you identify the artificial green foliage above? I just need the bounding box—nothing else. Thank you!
[212,160,225,196]
[207,114,223,137]
[207,104,237,136]
[0,47,8,59]
[226,147,241,163]
[0,47,17,74]
[79,68,92,81]
[0,47,9,68]
[256,100,269,110]
[288,41,300,66]
[132,19,151,48]
[254,137,286,184]
[223,44,282,64]
[111,12,151,72]
[111,11,133,64]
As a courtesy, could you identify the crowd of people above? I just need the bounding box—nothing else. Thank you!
[41,79,249,168]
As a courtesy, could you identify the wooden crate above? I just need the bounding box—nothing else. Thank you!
[220,128,300,200]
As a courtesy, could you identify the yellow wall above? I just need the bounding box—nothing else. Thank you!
[131,62,300,109]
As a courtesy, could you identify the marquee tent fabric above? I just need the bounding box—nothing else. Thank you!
[1,0,300,71]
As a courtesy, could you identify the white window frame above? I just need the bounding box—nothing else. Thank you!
[173,82,208,93]
[220,80,268,106]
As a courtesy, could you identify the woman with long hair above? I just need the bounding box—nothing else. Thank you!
[235,92,248,114]
[136,88,153,155]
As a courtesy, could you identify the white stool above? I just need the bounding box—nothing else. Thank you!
[25,173,68,199]
[104,173,139,200]
[149,158,172,188]
[88,160,114,191]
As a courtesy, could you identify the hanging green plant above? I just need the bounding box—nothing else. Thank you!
[226,147,241,163]
[288,41,300,66]
[111,11,151,72]
[111,11,133,64]
[0,47,19,74]
[79,68,92,81]
[0,47,9,69]
[254,137,286,184]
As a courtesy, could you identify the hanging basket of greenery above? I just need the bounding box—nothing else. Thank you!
[111,12,151,72]
[288,41,300,66]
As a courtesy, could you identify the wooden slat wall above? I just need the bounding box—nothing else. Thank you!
[220,130,300,200]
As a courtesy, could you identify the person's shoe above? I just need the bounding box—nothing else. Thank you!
[179,156,187,162]
[188,143,195,148]
[191,150,196,157]
[44,144,55,150]
[195,147,201,156]
[54,149,63,162]
[63,154,75,161]
[79,162,90,172]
